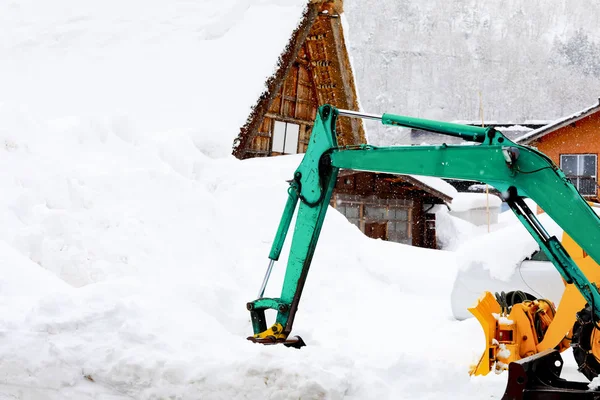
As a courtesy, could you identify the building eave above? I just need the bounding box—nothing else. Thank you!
[337,169,453,203]
[515,98,600,144]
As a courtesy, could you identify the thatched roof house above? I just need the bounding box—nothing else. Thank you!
[232,0,366,159]
[225,0,454,249]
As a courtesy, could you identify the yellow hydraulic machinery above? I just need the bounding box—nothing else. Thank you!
[470,223,600,380]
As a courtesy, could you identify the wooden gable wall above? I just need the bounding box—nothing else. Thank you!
[233,0,365,159]
[252,45,319,155]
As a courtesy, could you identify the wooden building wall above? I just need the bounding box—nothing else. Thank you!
[331,172,448,248]
[249,46,319,156]
[232,2,448,250]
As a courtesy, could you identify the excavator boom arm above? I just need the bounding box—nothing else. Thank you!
[246,104,600,345]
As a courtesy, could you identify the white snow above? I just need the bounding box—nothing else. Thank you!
[515,100,600,143]
[450,192,503,213]
[435,208,480,250]
[456,212,562,281]
[590,376,600,390]
[496,344,511,359]
[492,314,515,326]
[410,174,458,199]
[1,0,308,158]
[0,1,589,399]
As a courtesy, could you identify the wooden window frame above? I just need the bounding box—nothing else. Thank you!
[271,121,300,155]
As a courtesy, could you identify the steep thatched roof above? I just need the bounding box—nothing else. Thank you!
[232,0,365,159]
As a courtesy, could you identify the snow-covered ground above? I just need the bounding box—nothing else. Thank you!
[0,124,503,399]
[0,1,589,399]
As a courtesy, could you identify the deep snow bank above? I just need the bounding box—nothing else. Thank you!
[0,115,514,399]
[1,0,307,158]
[1,0,584,398]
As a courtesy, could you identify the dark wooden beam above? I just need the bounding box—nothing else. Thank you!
[264,113,314,127]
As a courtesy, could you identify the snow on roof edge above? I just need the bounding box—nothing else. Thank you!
[232,2,311,155]
[515,99,600,143]
[451,120,551,127]
[336,170,456,201]
[409,175,458,200]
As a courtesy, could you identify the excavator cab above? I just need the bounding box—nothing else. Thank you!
[245,104,600,399]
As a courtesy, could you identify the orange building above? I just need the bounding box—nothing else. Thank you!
[516,99,600,201]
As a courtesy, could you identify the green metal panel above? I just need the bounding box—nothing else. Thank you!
[249,106,340,335]
[329,129,600,321]
[268,188,299,261]
[382,113,490,142]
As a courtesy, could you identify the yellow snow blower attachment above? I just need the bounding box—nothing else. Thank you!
[468,290,565,375]
[469,231,600,379]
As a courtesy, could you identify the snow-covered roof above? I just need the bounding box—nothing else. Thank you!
[233,1,366,158]
[515,99,600,144]
[409,175,458,200]
[450,192,502,213]
[451,120,551,127]
[337,169,455,202]
[410,121,550,144]
[1,0,309,158]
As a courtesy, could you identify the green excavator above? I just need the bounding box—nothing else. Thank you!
[245,104,600,399]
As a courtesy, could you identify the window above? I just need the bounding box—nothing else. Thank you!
[272,121,299,154]
[391,209,408,221]
[387,207,411,244]
[364,206,386,220]
[336,204,360,227]
[560,154,597,196]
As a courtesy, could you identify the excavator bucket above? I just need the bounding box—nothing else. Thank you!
[502,349,600,399]
[247,335,306,349]
[469,291,501,376]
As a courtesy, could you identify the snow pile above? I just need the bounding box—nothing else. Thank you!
[496,344,511,360]
[590,376,600,390]
[455,213,562,281]
[0,115,567,398]
[435,208,481,250]
[0,1,588,399]
[1,0,307,158]
[450,193,503,212]
[0,124,509,398]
